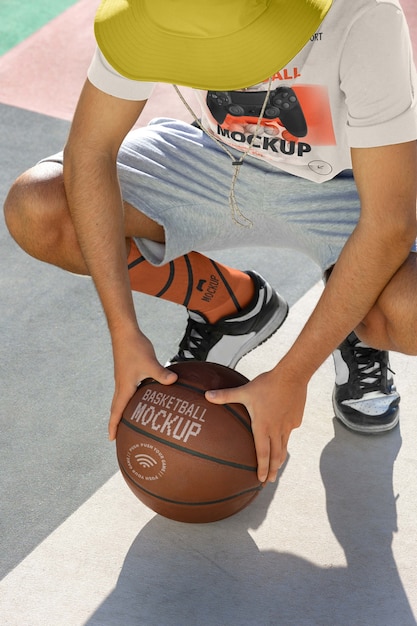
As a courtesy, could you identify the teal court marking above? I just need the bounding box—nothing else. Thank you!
[0,0,80,56]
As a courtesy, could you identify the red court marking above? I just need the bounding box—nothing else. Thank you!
[403,0,417,50]
[0,0,97,120]
[0,0,195,123]
[0,0,415,123]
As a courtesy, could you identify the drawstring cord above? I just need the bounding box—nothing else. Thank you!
[174,79,273,228]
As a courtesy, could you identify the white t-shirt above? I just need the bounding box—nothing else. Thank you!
[88,0,417,183]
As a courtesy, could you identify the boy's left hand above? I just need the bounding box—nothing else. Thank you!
[206,366,306,483]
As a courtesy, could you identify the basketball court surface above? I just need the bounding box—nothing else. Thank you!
[1,2,417,624]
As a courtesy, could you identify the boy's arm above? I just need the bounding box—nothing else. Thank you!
[63,79,177,439]
[208,140,417,483]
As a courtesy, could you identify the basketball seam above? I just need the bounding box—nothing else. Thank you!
[182,254,193,307]
[155,261,175,298]
[118,462,262,506]
[121,417,257,472]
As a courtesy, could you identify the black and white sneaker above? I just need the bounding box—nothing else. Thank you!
[332,332,400,433]
[167,270,288,368]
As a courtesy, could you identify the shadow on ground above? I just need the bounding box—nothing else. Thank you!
[87,422,415,626]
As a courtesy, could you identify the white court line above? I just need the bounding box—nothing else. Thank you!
[0,472,154,626]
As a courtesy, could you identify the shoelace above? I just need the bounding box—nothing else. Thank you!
[177,317,219,360]
[347,336,393,394]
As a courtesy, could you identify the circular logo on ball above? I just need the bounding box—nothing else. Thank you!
[126,443,167,482]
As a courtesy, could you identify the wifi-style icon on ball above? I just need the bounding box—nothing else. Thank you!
[135,454,158,469]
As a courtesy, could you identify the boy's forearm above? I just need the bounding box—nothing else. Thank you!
[63,150,139,337]
[278,221,413,383]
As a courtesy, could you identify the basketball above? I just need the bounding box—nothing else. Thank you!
[116,361,262,523]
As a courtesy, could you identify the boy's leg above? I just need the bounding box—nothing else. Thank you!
[4,161,288,368]
[127,239,288,366]
[332,332,400,434]
[127,239,255,323]
[325,264,401,435]
[333,246,417,434]
[3,161,164,275]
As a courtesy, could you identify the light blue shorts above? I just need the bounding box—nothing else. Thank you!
[43,117,363,271]
[117,118,361,271]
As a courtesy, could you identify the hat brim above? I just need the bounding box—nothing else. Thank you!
[95,0,332,91]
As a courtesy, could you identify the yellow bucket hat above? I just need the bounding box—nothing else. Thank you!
[94,0,333,91]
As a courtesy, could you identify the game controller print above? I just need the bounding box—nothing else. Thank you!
[206,87,307,138]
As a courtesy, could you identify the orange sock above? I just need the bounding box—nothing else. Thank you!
[127,239,254,323]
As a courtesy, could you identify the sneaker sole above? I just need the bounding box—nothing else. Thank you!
[332,391,400,434]
[226,293,289,369]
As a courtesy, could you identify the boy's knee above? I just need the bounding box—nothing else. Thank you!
[383,301,417,355]
[354,253,417,355]
[4,174,27,236]
[359,310,417,355]
[3,162,66,255]
[355,307,390,350]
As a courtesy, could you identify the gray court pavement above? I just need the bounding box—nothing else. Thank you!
[1,103,417,625]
